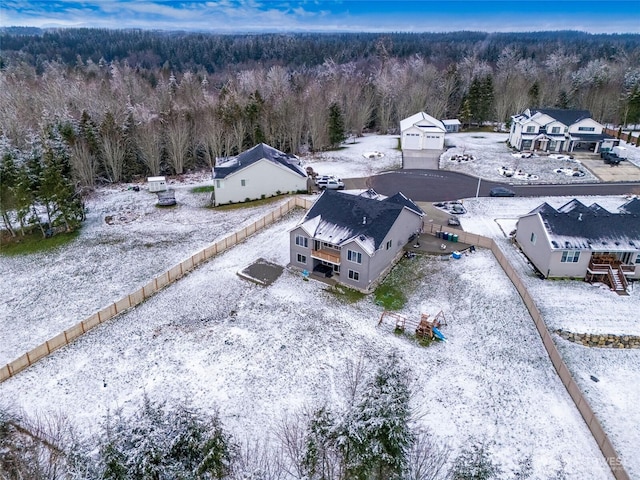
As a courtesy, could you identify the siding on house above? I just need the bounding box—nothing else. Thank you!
[214,158,306,206]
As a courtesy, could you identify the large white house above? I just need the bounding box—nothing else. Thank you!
[509,108,619,154]
[400,112,446,169]
[212,143,308,206]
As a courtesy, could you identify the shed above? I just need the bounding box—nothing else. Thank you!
[148,176,167,193]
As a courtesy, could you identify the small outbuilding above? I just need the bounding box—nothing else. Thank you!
[148,176,167,193]
[442,119,461,133]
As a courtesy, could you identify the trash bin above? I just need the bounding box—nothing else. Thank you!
[453,234,458,243]
[436,231,441,238]
[445,232,451,241]
[451,251,462,259]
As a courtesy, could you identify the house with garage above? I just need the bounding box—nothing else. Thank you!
[212,143,307,206]
[290,189,424,292]
[509,108,619,154]
[515,198,640,294]
[400,112,447,169]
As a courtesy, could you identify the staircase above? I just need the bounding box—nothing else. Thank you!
[607,266,629,295]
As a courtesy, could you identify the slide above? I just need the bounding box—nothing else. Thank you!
[432,327,447,342]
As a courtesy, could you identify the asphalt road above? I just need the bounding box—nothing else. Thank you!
[367,169,640,202]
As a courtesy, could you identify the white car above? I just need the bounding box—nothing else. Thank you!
[315,175,336,187]
[324,178,345,190]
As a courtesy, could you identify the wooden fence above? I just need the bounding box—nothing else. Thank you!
[420,225,628,478]
[604,127,639,146]
[0,198,629,478]
[0,196,313,384]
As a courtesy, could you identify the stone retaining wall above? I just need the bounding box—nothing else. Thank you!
[556,330,640,349]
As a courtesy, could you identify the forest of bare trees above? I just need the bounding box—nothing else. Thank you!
[1,29,640,194]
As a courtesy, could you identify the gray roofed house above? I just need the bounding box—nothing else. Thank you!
[508,108,619,154]
[516,199,640,293]
[212,143,308,206]
[290,189,424,292]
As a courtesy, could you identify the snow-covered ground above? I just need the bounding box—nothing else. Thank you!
[460,195,640,477]
[2,133,639,477]
[442,132,640,183]
[0,211,613,478]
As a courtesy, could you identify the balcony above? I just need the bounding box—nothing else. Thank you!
[311,249,341,265]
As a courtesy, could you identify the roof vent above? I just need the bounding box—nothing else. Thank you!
[578,213,582,221]
[363,216,367,225]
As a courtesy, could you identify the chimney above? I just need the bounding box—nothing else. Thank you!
[362,216,367,225]
[578,213,583,221]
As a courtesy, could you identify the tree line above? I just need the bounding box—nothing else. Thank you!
[1,29,640,237]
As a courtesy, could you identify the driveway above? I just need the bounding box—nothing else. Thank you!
[579,157,640,182]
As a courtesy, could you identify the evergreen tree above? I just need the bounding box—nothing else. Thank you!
[528,81,540,108]
[338,353,414,480]
[626,84,640,125]
[328,102,346,148]
[0,138,19,236]
[555,90,571,109]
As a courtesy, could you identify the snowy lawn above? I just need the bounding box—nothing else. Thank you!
[0,174,293,365]
[461,195,640,477]
[441,132,640,184]
[0,212,612,479]
[301,134,402,179]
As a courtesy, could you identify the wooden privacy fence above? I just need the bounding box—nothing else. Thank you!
[604,127,639,146]
[0,200,628,478]
[0,196,314,384]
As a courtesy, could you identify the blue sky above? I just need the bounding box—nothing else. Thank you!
[1,1,639,33]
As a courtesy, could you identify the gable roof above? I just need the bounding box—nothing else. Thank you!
[533,109,593,127]
[620,197,640,215]
[400,112,446,133]
[213,143,306,179]
[524,199,640,251]
[295,190,424,255]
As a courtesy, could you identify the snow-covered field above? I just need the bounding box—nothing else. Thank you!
[0,210,613,478]
[442,132,640,184]
[460,195,640,477]
[2,133,639,477]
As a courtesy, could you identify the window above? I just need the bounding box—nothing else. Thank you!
[295,235,308,248]
[215,180,221,188]
[530,233,536,245]
[348,270,359,281]
[241,179,246,186]
[551,127,560,134]
[526,126,535,133]
[636,254,640,265]
[297,254,306,264]
[578,127,595,132]
[561,251,581,263]
[347,250,362,264]
[386,239,392,250]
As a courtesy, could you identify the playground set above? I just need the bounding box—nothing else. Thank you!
[378,310,447,342]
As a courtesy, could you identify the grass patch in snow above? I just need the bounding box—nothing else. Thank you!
[190,185,215,193]
[0,229,80,256]
[326,283,367,304]
[374,257,423,310]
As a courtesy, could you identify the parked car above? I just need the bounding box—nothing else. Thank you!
[324,178,345,190]
[447,217,461,226]
[315,175,336,187]
[489,187,516,197]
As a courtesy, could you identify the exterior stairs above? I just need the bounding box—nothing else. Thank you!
[609,267,629,295]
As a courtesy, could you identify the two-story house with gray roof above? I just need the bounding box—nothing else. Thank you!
[509,108,619,154]
[212,143,308,206]
[290,189,424,292]
[515,198,640,294]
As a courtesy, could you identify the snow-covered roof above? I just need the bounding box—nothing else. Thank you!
[511,108,595,129]
[400,112,446,133]
[442,119,461,126]
[213,143,306,179]
[295,189,423,255]
[522,199,640,251]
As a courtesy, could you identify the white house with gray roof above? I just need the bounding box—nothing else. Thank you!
[290,189,424,292]
[212,143,307,206]
[515,198,640,293]
[400,112,446,169]
[509,108,619,154]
